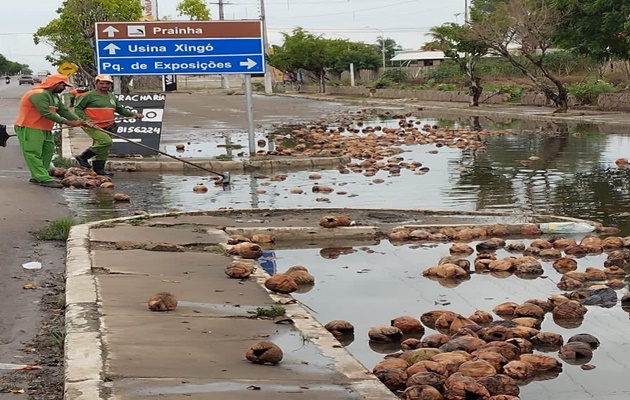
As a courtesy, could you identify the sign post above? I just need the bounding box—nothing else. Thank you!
[94,20,264,155]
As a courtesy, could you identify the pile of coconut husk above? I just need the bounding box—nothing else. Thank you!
[48,167,113,189]
[359,304,600,400]
[418,234,629,293]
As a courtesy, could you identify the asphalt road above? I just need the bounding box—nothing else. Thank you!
[0,80,69,395]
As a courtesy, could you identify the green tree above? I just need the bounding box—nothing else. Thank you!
[34,0,142,89]
[0,54,30,75]
[470,0,570,112]
[426,23,489,106]
[176,0,211,21]
[268,28,345,93]
[552,0,630,61]
[327,40,381,79]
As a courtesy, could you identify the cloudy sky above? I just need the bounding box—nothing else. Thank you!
[2,0,468,73]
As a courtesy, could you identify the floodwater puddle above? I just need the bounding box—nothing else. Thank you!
[65,114,630,235]
[266,238,629,400]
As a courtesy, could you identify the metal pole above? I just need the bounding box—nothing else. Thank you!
[260,0,273,94]
[244,74,256,155]
[219,0,230,89]
[464,0,468,23]
[155,0,159,19]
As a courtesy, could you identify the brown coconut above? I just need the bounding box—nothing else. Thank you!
[505,338,534,355]
[518,354,562,371]
[264,273,298,294]
[285,269,315,285]
[438,256,471,271]
[449,243,474,255]
[444,380,490,400]
[478,325,514,342]
[228,242,263,259]
[319,214,350,228]
[473,351,508,373]
[224,261,255,279]
[373,358,410,372]
[423,263,469,279]
[457,359,496,378]
[406,372,447,390]
[492,302,519,318]
[192,184,208,193]
[374,368,408,392]
[552,257,578,273]
[474,342,520,361]
[392,316,425,335]
[502,360,535,380]
[552,300,587,319]
[476,374,520,397]
[530,332,564,351]
[401,385,443,400]
[439,336,486,353]
[245,341,283,365]
[523,298,552,313]
[368,326,403,343]
[405,360,449,377]
[469,310,493,325]
[147,292,178,311]
[567,333,600,349]
[421,333,451,349]
[513,303,545,319]
[558,342,593,364]
[113,193,130,202]
[421,310,457,329]
[401,338,423,350]
[324,320,354,336]
[401,348,443,365]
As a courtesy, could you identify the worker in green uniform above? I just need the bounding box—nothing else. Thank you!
[73,74,143,176]
[13,74,86,188]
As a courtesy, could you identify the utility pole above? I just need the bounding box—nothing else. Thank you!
[260,0,273,94]
[218,0,230,89]
[464,0,468,23]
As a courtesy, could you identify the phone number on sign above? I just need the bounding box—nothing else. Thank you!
[115,126,161,134]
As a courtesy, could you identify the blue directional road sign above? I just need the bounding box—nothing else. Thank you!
[94,20,265,76]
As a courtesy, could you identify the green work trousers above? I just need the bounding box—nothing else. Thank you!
[82,126,112,160]
[14,126,56,183]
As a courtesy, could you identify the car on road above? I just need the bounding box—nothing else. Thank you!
[18,76,34,85]
[32,76,42,83]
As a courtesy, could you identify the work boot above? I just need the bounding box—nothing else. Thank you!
[75,149,96,169]
[37,180,64,188]
[91,160,113,177]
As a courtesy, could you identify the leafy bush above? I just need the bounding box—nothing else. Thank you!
[426,60,462,82]
[380,68,408,83]
[374,77,394,89]
[566,80,616,104]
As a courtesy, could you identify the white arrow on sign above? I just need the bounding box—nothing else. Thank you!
[104,43,121,55]
[102,26,119,38]
[239,58,257,70]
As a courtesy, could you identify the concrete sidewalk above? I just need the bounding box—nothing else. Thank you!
[64,211,397,400]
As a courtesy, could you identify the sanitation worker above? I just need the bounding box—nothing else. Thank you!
[73,74,143,176]
[13,74,85,188]
[68,86,89,107]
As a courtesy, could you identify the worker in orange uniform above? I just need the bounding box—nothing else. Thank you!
[73,74,143,176]
[13,74,86,188]
[68,86,89,107]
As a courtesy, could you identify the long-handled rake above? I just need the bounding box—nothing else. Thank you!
[0,123,231,185]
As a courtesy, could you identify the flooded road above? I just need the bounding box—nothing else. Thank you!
[62,97,630,400]
[66,115,630,235]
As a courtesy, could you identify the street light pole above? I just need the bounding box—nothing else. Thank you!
[366,27,386,70]
[259,0,273,94]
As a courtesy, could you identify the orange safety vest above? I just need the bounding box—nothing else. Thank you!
[14,88,60,131]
